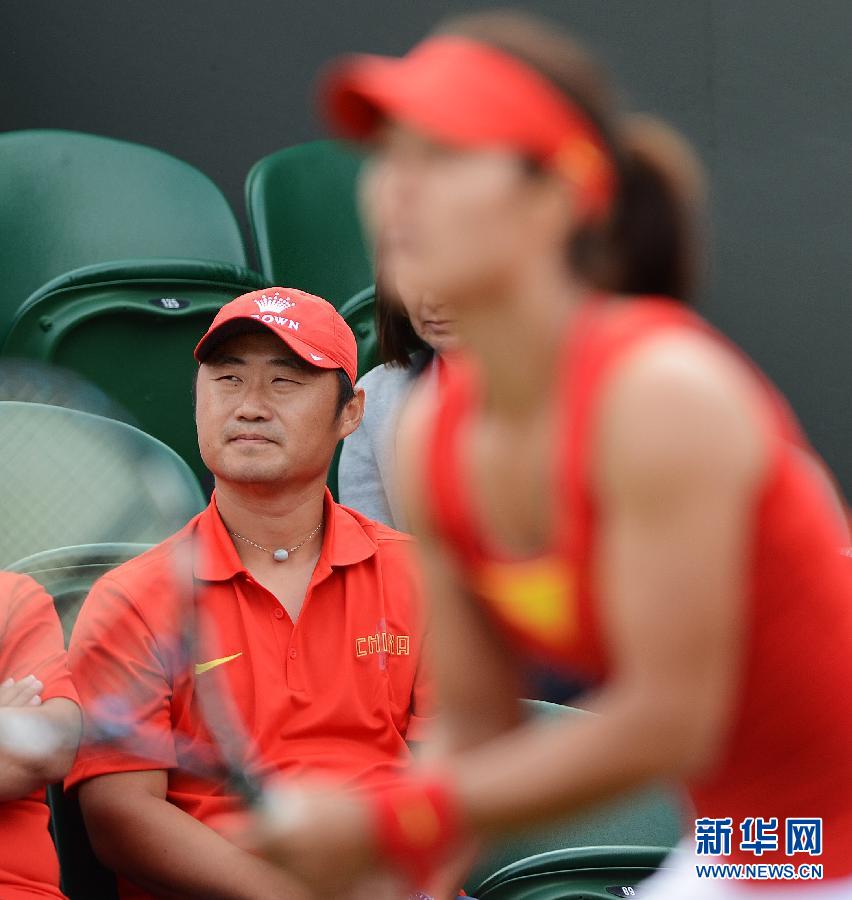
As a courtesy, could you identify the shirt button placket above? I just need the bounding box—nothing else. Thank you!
[286,640,304,691]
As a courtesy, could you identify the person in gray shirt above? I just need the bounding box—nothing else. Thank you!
[339,280,459,529]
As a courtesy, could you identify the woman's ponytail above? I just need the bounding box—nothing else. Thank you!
[605,115,706,301]
[438,11,707,303]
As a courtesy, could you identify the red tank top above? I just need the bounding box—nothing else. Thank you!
[427,296,852,877]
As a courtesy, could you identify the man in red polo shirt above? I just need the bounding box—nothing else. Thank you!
[1,571,81,899]
[66,288,434,899]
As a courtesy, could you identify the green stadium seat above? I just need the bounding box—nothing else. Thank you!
[245,140,373,308]
[470,845,677,900]
[0,129,251,345]
[338,284,379,379]
[9,542,152,900]
[0,401,205,567]
[463,700,686,896]
[1,259,267,482]
[8,542,152,644]
[45,783,120,900]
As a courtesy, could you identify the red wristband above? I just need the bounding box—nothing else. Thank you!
[372,775,463,886]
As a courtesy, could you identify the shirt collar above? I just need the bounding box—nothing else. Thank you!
[192,488,377,582]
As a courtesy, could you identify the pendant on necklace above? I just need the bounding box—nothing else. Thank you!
[272,548,289,562]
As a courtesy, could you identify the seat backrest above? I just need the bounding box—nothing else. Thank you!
[47,784,120,900]
[8,542,152,644]
[463,700,686,893]
[245,140,373,307]
[338,284,379,379]
[0,401,205,566]
[0,129,247,341]
[472,845,676,900]
[2,258,266,484]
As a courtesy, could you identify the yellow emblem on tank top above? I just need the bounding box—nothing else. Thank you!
[475,556,576,645]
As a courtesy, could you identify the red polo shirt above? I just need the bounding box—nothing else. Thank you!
[66,490,433,896]
[0,572,79,900]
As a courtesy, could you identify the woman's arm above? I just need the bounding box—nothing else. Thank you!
[395,381,525,754]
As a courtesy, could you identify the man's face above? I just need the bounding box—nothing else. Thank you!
[195,330,362,487]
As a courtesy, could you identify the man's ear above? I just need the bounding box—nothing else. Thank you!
[337,387,366,441]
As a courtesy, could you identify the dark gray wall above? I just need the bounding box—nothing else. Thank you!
[3,0,850,495]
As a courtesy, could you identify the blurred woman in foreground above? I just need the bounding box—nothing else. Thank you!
[247,11,852,897]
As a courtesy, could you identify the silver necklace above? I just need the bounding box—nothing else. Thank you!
[230,520,323,562]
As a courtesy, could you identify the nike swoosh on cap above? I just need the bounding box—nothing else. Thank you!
[194,652,243,675]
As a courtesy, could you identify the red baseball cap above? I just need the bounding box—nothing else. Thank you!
[320,35,616,219]
[194,287,358,384]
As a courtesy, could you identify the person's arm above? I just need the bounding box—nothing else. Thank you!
[79,770,308,900]
[404,607,436,751]
[67,577,307,900]
[0,696,81,801]
[0,574,82,801]
[396,383,525,755]
[397,535,483,900]
[338,369,398,527]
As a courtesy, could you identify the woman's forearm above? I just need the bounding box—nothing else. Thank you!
[451,686,691,838]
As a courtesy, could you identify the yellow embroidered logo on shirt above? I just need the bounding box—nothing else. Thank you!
[354,631,410,657]
[476,557,576,646]
[194,652,243,675]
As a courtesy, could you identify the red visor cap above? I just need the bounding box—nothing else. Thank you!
[321,35,616,218]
